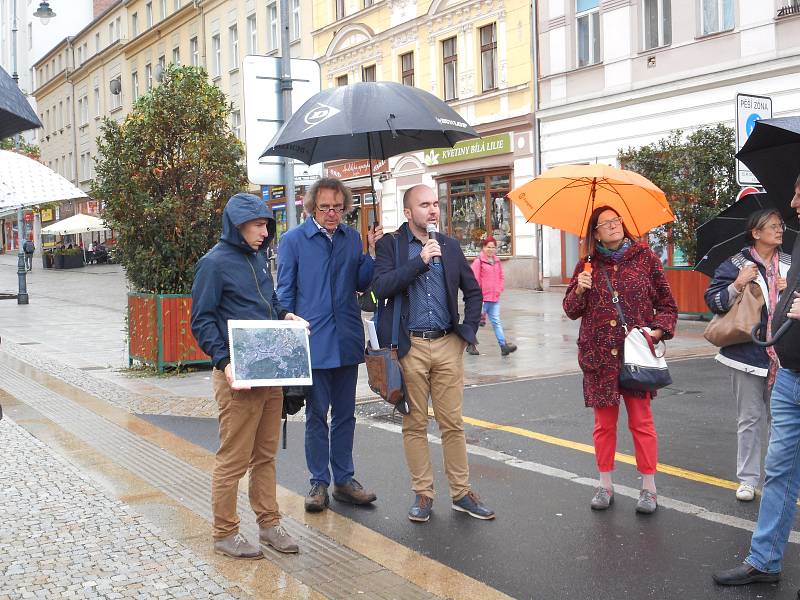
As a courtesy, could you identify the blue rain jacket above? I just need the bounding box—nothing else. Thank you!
[191,193,287,370]
[277,217,373,369]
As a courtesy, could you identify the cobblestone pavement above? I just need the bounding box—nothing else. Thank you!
[0,416,247,600]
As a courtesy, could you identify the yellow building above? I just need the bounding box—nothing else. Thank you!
[32,0,314,203]
[311,0,537,285]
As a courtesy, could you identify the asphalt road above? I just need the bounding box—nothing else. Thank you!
[141,357,800,599]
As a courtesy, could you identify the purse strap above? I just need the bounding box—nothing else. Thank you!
[601,267,628,333]
[391,235,401,348]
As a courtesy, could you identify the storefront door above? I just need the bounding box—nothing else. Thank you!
[343,189,377,251]
[560,231,580,284]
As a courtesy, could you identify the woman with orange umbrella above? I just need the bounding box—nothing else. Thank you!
[508,164,677,514]
[563,206,677,514]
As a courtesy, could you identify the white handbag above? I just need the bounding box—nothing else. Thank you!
[602,269,672,392]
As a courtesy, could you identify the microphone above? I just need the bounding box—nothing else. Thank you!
[426,223,441,265]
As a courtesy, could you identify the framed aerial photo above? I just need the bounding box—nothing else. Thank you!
[227,320,313,387]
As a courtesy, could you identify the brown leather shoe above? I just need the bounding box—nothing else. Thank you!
[332,478,377,505]
[304,482,329,512]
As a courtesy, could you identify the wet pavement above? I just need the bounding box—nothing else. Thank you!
[3,253,795,599]
[0,254,715,413]
[138,357,800,600]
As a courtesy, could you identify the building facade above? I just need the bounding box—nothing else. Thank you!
[29,0,314,251]
[311,0,539,287]
[537,0,800,283]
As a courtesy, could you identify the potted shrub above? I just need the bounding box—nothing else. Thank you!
[93,65,246,370]
[619,125,738,315]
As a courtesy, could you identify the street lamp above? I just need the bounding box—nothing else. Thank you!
[33,2,56,26]
[8,1,58,304]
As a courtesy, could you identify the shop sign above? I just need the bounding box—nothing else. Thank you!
[24,213,33,222]
[423,133,512,166]
[271,185,285,199]
[325,159,388,180]
[40,208,54,222]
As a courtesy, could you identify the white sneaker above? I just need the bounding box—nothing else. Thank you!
[736,483,755,502]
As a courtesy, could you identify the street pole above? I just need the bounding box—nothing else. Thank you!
[279,0,296,229]
[11,0,29,304]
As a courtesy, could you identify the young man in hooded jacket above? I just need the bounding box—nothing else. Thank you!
[191,192,307,559]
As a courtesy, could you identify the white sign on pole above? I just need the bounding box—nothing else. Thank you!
[242,56,323,185]
[735,93,772,187]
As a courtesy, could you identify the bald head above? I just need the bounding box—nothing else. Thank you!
[402,184,434,209]
[402,184,439,238]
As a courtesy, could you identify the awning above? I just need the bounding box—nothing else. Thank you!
[0,149,87,213]
[41,213,108,235]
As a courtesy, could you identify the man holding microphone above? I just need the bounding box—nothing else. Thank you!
[371,184,494,523]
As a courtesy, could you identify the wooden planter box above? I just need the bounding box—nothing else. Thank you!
[128,293,210,371]
[664,267,712,316]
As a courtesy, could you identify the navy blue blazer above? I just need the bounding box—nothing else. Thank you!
[371,223,481,358]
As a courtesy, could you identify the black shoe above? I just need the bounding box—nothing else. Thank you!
[465,344,479,356]
[500,343,517,356]
[712,563,780,586]
[304,482,329,513]
[408,495,433,522]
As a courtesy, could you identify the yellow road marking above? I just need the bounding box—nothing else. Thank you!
[452,412,741,492]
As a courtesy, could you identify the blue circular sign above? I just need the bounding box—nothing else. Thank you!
[746,113,761,137]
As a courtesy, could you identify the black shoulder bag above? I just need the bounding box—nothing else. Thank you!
[246,255,309,448]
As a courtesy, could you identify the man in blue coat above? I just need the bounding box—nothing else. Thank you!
[277,177,382,512]
[191,193,307,559]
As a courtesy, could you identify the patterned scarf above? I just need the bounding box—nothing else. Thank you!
[596,238,632,262]
[750,247,780,387]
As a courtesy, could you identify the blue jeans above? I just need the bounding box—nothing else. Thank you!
[305,365,357,487]
[483,301,506,346]
[745,368,800,573]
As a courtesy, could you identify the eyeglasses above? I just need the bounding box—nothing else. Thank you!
[316,205,345,215]
[595,216,623,230]
[762,222,786,232]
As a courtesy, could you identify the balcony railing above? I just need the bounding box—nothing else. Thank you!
[777,3,800,17]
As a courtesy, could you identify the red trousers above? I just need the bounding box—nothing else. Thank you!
[593,392,657,474]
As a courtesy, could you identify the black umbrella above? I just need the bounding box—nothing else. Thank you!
[260,81,479,222]
[0,66,42,139]
[736,117,800,208]
[694,192,799,277]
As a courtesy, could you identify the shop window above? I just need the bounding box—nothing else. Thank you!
[437,172,512,256]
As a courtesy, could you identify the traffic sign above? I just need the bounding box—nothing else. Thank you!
[242,56,323,185]
[735,93,772,187]
[736,186,762,202]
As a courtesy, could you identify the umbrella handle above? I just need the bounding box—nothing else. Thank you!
[751,320,795,347]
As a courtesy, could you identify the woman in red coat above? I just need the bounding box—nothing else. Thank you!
[563,206,677,514]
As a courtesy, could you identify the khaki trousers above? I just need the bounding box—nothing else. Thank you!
[399,333,470,500]
[211,368,282,540]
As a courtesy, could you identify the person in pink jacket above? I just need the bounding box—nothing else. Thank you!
[467,237,518,357]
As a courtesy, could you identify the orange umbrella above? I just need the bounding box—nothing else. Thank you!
[507,164,674,237]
